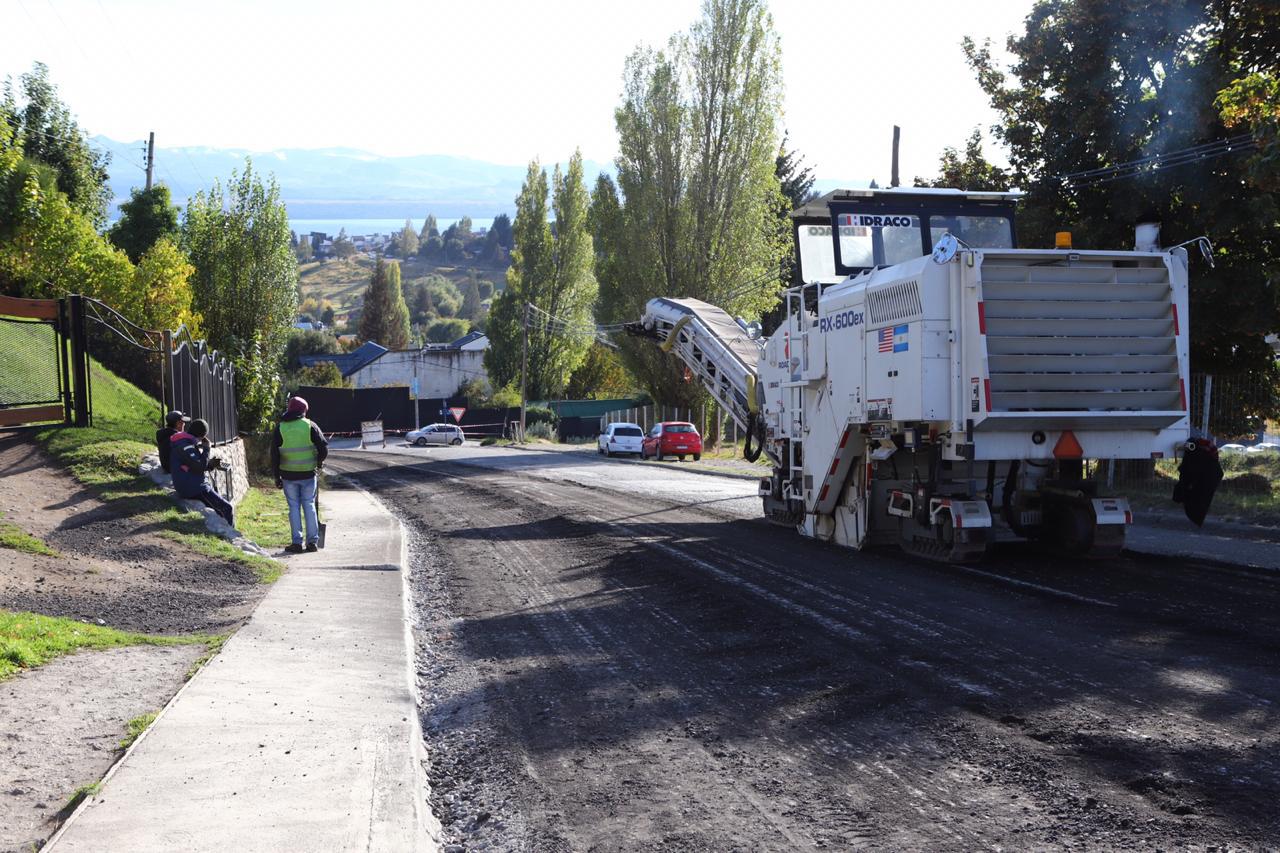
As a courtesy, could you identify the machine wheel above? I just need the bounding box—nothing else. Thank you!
[656,448,665,461]
[450,438,463,446]
[414,437,428,447]
[693,453,701,461]
[678,455,686,462]
[605,447,613,458]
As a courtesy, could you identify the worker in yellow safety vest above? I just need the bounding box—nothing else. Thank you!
[271,396,328,553]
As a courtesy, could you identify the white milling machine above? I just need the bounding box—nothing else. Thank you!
[631,188,1199,561]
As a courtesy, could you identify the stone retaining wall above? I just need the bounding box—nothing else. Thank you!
[208,437,250,506]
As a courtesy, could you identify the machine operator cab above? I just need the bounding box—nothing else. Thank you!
[791,187,1023,285]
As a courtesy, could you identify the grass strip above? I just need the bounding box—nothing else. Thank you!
[0,611,208,681]
[0,518,58,556]
[120,711,159,750]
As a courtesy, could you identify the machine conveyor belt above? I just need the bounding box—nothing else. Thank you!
[651,297,762,374]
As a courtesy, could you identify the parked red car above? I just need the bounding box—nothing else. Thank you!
[642,422,703,461]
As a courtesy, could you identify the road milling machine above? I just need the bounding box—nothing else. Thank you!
[630,188,1210,561]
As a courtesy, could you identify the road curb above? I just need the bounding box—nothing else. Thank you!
[334,474,445,851]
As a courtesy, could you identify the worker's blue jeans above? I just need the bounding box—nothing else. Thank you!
[186,484,235,528]
[283,476,319,545]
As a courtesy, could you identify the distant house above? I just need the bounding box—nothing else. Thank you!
[298,341,388,378]
[293,319,325,332]
[347,334,490,398]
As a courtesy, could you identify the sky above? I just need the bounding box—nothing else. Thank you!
[2,0,1033,183]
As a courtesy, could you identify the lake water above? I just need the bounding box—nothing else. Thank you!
[290,218,494,239]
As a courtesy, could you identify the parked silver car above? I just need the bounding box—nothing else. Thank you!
[598,422,644,457]
[407,424,465,447]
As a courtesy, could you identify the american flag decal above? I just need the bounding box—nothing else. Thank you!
[877,327,894,352]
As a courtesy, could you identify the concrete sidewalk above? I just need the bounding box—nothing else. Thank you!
[48,483,440,852]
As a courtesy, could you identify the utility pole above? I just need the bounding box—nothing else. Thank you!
[890,125,901,188]
[519,302,529,441]
[144,131,155,191]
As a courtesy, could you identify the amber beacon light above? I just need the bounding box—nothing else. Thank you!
[1054,231,1073,249]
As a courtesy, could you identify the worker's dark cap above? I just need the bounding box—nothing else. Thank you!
[165,410,188,426]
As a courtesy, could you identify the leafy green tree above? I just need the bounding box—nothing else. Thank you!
[395,218,419,257]
[296,361,347,388]
[420,214,439,241]
[408,279,435,324]
[490,213,513,248]
[2,63,111,226]
[776,133,816,207]
[460,273,483,320]
[426,317,469,343]
[485,154,598,398]
[601,0,787,408]
[295,236,313,262]
[476,279,495,300]
[420,234,444,259]
[421,275,461,316]
[357,256,411,349]
[565,343,636,399]
[285,328,341,369]
[320,304,335,326]
[182,158,298,431]
[132,236,200,334]
[332,228,357,259]
[963,0,1279,374]
[915,129,1010,191]
[108,184,181,263]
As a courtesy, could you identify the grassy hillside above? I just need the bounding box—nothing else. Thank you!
[34,359,285,580]
[299,255,506,316]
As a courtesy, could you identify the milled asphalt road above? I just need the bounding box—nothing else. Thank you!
[330,442,1280,851]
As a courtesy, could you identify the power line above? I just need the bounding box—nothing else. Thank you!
[1060,134,1257,187]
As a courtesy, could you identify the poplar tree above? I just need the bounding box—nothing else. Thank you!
[601,0,787,407]
[485,153,598,398]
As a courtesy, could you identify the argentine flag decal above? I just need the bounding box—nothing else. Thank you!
[892,324,909,353]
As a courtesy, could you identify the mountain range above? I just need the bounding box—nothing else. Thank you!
[97,136,858,220]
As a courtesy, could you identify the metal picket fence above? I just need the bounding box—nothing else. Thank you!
[164,327,238,445]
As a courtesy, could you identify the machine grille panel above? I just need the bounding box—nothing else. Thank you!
[867,279,922,325]
[980,259,1181,413]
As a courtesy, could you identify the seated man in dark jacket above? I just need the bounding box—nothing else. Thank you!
[169,418,234,527]
[155,410,186,474]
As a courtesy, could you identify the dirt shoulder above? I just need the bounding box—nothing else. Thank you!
[0,433,264,634]
[0,432,271,849]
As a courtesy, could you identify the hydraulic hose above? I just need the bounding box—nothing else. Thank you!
[742,411,764,463]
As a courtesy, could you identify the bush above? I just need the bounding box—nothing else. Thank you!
[526,421,553,440]
[480,436,498,446]
[285,328,341,370]
[1219,472,1273,495]
[525,405,558,427]
[426,317,470,344]
[295,362,346,388]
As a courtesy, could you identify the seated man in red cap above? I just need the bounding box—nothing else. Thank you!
[270,395,328,553]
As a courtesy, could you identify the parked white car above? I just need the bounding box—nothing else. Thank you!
[407,423,465,447]
[1219,443,1247,453]
[1246,442,1280,454]
[598,422,645,457]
